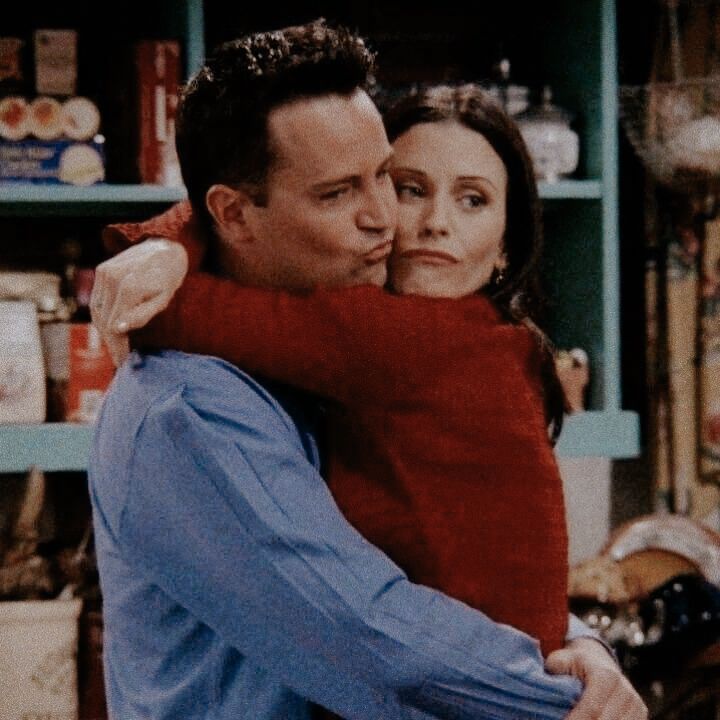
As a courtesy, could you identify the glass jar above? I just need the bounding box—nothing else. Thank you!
[516,86,579,182]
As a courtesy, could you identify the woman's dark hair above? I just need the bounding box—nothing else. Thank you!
[176,19,376,232]
[384,84,567,441]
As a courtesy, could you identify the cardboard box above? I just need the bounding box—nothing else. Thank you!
[34,29,77,96]
[135,40,181,185]
[0,37,25,91]
[0,138,105,185]
[66,324,116,424]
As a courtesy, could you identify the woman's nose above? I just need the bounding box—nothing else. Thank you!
[421,196,450,238]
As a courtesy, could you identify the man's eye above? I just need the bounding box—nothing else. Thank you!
[321,187,349,201]
[396,183,424,199]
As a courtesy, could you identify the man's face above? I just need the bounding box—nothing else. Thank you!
[241,89,398,290]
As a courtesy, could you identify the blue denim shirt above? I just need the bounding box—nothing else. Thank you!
[89,350,587,720]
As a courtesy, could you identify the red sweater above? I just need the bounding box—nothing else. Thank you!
[105,202,570,658]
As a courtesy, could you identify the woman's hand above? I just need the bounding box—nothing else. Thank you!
[90,238,189,366]
[546,638,648,720]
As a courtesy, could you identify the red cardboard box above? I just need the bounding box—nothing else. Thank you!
[135,40,181,185]
[66,323,115,423]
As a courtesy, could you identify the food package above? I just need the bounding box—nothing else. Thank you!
[0,270,61,307]
[0,300,46,424]
[34,29,77,96]
[0,136,105,185]
[66,324,116,424]
[0,95,104,185]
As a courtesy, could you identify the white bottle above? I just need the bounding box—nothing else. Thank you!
[0,300,47,423]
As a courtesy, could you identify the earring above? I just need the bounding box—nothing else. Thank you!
[492,264,506,286]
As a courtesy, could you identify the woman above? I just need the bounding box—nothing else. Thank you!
[96,84,570,657]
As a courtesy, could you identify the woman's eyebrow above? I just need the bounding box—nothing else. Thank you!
[457,175,499,191]
[390,166,427,177]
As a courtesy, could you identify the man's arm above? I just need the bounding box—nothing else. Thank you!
[106,361,582,720]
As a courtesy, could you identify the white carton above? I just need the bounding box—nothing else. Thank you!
[0,300,46,423]
[0,598,82,720]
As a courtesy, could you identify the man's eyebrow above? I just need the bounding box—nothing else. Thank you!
[311,175,358,192]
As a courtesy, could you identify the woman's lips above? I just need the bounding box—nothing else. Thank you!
[399,249,458,264]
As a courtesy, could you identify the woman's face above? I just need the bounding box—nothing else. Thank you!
[388,120,508,298]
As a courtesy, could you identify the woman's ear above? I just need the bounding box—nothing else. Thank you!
[205,184,257,242]
[490,250,509,287]
[495,250,508,273]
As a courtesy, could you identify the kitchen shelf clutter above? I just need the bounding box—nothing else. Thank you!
[0,0,639,473]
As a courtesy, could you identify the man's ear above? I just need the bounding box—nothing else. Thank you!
[205,184,257,241]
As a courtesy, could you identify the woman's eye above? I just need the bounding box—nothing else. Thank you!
[459,193,486,209]
[396,183,424,199]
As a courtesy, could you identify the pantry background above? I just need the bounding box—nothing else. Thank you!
[2,1,711,718]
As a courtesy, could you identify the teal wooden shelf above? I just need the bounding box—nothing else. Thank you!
[0,184,187,216]
[0,184,186,203]
[0,411,640,473]
[0,180,598,204]
[0,423,93,473]
[555,411,640,459]
[538,180,603,200]
[0,179,601,217]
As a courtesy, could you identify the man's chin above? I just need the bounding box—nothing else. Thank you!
[319,265,388,289]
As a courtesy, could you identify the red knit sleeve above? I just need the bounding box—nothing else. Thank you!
[101,200,206,271]
[131,276,504,406]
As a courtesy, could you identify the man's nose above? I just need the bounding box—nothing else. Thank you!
[357,181,397,233]
[421,196,450,238]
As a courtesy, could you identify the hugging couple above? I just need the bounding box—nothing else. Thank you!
[89,18,646,720]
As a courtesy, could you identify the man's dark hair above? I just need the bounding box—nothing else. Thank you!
[176,19,376,230]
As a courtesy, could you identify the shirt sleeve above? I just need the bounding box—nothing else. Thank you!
[566,614,618,662]
[115,379,582,720]
[132,275,521,407]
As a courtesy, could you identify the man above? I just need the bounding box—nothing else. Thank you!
[89,20,646,720]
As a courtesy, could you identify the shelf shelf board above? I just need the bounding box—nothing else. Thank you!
[538,179,602,200]
[555,410,640,458]
[0,423,93,473]
[0,180,598,214]
[0,410,640,474]
[0,184,187,216]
